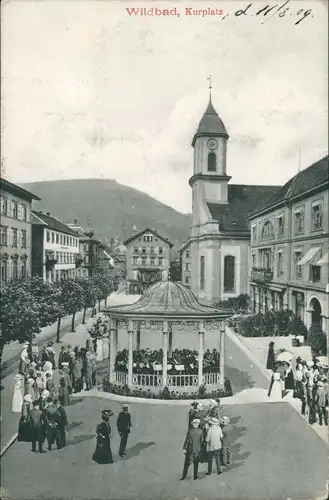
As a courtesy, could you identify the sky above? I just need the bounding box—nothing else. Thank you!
[1,0,328,214]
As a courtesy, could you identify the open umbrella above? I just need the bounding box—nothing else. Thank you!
[276,351,294,363]
[316,356,329,367]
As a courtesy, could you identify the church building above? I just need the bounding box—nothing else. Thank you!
[180,94,280,304]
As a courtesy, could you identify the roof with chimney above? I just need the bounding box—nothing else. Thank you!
[207,184,281,236]
[123,228,173,247]
[248,155,329,219]
[32,210,80,237]
[192,97,229,146]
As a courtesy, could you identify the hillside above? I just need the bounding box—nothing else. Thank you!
[21,179,191,250]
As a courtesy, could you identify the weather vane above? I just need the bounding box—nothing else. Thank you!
[207,75,212,97]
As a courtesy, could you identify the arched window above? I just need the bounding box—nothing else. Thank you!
[224,255,235,292]
[200,256,205,290]
[208,153,216,172]
[261,220,274,240]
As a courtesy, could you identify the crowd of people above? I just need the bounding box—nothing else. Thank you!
[115,348,220,375]
[266,342,329,427]
[181,399,234,480]
[294,356,329,426]
[12,335,111,453]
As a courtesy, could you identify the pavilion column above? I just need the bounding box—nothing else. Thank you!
[136,321,141,351]
[109,317,116,383]
[198,321,204,387]
[168,324,173,358]
[162,320,169,387]
[219,322,225,385]
[128,319,133,388]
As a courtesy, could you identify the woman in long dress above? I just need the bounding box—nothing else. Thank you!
[96,338,104,363]
[58,377,71,406]
[12,374,24,413]
[92,410,114,464]
[268,370,283,401]
[17,394,33,442]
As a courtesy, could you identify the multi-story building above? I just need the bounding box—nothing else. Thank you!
[31,211,81,281]
[180,245,192,287]
[124,228,173,289]
[248,155,329,339]
[169,257,182,282]
[0,178,40,283]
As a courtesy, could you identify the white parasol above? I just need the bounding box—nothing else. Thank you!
[316,356,329,367]
[276,351,294,363]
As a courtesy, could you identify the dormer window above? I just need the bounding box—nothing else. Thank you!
[208,153,216,172]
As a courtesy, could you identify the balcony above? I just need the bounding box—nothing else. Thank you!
[251,267,273,283]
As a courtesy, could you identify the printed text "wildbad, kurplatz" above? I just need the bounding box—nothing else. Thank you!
[125,7,224,17]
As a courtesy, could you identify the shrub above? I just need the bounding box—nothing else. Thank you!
[101,378,233,400]
[308,329,327,355]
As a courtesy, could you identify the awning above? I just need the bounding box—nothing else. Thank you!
[297,247,321,266]
[316,253,329,265]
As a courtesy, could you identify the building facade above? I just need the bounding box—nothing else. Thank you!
[31,211,81,281]
[249,155,329,339]
[0,179,40,283]
[124,228,173,288]
[179,95,279,303]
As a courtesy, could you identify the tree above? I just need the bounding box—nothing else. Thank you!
[79,278,97,324]
[58,278,85,332]
[0,277,63,358]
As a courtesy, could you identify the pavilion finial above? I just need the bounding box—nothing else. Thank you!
[207,75,212,99]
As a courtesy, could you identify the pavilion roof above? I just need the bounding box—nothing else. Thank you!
[104,281,232,320]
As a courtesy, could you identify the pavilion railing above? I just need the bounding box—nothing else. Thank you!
[167,374,199,387]
[115,371,128,385]
[132,374,163,386]
[203,373,220,385]
[114,371,221,388]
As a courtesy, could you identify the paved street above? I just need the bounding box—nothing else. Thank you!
[1,397,327,500]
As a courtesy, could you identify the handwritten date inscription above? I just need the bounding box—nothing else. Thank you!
[233,1,313,25]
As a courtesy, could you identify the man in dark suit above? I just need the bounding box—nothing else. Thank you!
[180,418,203,481]
[117,404,132,457]
[30,400,46,453]
[45,399,60,451]
[55,399,68,449]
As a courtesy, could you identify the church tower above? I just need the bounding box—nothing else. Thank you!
[190,92,231,227]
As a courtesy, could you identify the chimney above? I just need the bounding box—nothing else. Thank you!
[46,212,50,216]
[74,219,78,225]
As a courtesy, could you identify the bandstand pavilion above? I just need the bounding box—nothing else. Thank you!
[103,281,232,393]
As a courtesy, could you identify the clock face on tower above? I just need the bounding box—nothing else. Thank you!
[207,138,218,150]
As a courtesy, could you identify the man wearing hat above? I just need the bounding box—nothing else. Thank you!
[92,410,114,464]
[180,418,203,481]
[315,381,328,426]
[205,417,223,475]
[188,402,198,429]
[30,400,46,453]
[220,416,233,467]
[117,404,132,457]
[45,399,60,451]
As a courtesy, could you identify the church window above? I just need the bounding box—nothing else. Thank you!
[224,256,235,292]
[207,153,216,172]
[200,256,205,290]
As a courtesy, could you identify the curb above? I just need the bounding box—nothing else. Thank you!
[0,432,18,458]
[71,388,276,407]
[225,327,272,382]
